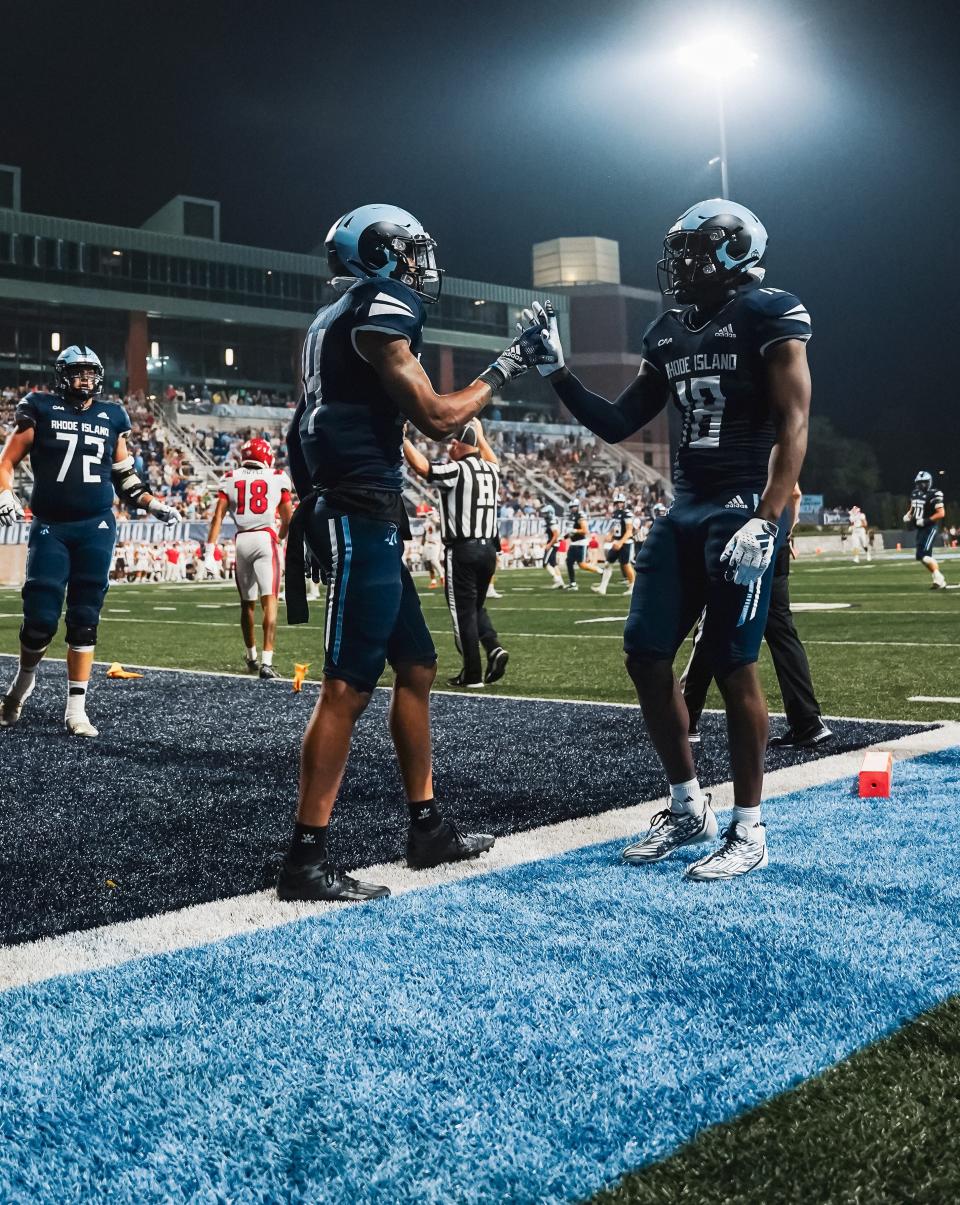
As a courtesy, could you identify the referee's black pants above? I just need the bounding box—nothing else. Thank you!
[444,539,499,684]
[680,543,822,732]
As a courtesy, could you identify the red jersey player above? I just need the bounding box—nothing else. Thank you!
[206,438,293,678]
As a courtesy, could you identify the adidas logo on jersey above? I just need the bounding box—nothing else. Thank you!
[715,324,736,338]
[725,495,749,509]
[98,520,109,529]
[97,412,109,419]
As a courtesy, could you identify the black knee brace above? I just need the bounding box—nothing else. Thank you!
[19,623,55,653]
[65,622,98,651]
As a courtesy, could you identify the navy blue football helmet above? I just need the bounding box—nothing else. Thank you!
[915,471,933,491]
[658,199,767,303]
[54,345,104,407]
[324,203,442,303]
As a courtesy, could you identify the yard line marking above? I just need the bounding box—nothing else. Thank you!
[576,616,628,624]
[791,602,852,611]
[2,720,955,993]
[908,696,960,704]
[106,608,130,613]
[153,606,176,611]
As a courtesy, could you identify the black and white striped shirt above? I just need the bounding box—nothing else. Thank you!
[428,455,501,542]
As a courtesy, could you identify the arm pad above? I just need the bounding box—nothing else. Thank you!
[112,455,149,508]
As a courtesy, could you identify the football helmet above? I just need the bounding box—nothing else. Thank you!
[240,437,274,468]
[652,502,669,518]
[613,491,626,504]
[658,199,767,303]
[54,345,104,407]
[325,203,442,303]
[542,504,556,520]
[915,471,933,491]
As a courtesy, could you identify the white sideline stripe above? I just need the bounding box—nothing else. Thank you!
[2,721,956,994]
[909,696,960,704]
[0,653,946,726]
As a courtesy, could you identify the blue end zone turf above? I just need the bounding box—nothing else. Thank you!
[1,750,959,1203]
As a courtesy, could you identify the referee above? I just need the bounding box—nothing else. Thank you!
[403,420,509,688]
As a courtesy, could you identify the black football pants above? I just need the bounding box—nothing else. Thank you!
[681,543,822,732]
[444,540,499,684]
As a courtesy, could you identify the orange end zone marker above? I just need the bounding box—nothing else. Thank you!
[859,751,893,797]
[292,662,311,693]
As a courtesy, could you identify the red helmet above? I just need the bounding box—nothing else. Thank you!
[240,437,273,468]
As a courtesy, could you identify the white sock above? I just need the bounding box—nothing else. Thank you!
[731,805,763,830]
[246,646,257,661]
[669,778,703,816]
[8,664,37,705]
[65,680,88,719]
[599,566,613,590]
[261,649,273,666]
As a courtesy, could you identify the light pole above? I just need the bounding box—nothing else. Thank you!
[675,38,758,199]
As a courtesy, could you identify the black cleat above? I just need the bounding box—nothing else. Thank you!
[259,664,280,680]
[688,726,701,744]
[485,647,509,684]
[276,859,390,902]
[768,719,834,749]
[245,658,259,674]
[406,820,495,870]
[446,672,484,689]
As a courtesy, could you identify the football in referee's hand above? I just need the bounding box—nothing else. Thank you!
[459,422,479,446]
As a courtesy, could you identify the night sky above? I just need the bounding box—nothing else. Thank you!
[7,0,960,485]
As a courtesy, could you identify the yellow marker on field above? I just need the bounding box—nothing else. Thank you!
[293,663,311,692]
[106,663,144,679]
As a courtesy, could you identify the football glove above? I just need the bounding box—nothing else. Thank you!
[148,497,180,527]
[720,517,779,586]
[521,300,564,376]
[0,488,25,527]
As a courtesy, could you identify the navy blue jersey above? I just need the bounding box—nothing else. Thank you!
[611,506,633,539]
[640,285,811,495]
[296,278,425,492]
[566,507,588,544]
[15,392,131,522]
[909,487,944,527]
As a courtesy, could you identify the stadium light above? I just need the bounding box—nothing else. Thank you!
[674,37,758,197]
[150,341,160,360]
[224,347,235,367]
[50,331,60,352]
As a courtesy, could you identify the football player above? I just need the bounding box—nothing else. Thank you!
[562,500,604,589]
[280,203,545,901]
[849,504,870,564]
[541,504,564,588]
[904,471,946,588]
[421,522,443,589]
[593,491,636,595]
[205,438,293,678]
[525,199,811,880]
[0,346,178,735]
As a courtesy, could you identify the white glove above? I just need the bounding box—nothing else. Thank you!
[0,488,25,527]
[204,542,218,571]
[522,300,564,376]
[148,497,179,527]
[720,517,779,586]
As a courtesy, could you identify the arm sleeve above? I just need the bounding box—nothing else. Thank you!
[551,343,668,444]
[427,462,460,490]
[351,280,425,357]
[285,396,313,498]
[14,397,37,431]
[754,291,812,356]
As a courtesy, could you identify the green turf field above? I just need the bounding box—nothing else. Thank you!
[3,552,958,722]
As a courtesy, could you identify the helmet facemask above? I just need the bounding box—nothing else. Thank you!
[54,351,104,408]
[354,222,443,303]
[657,220,764,305]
